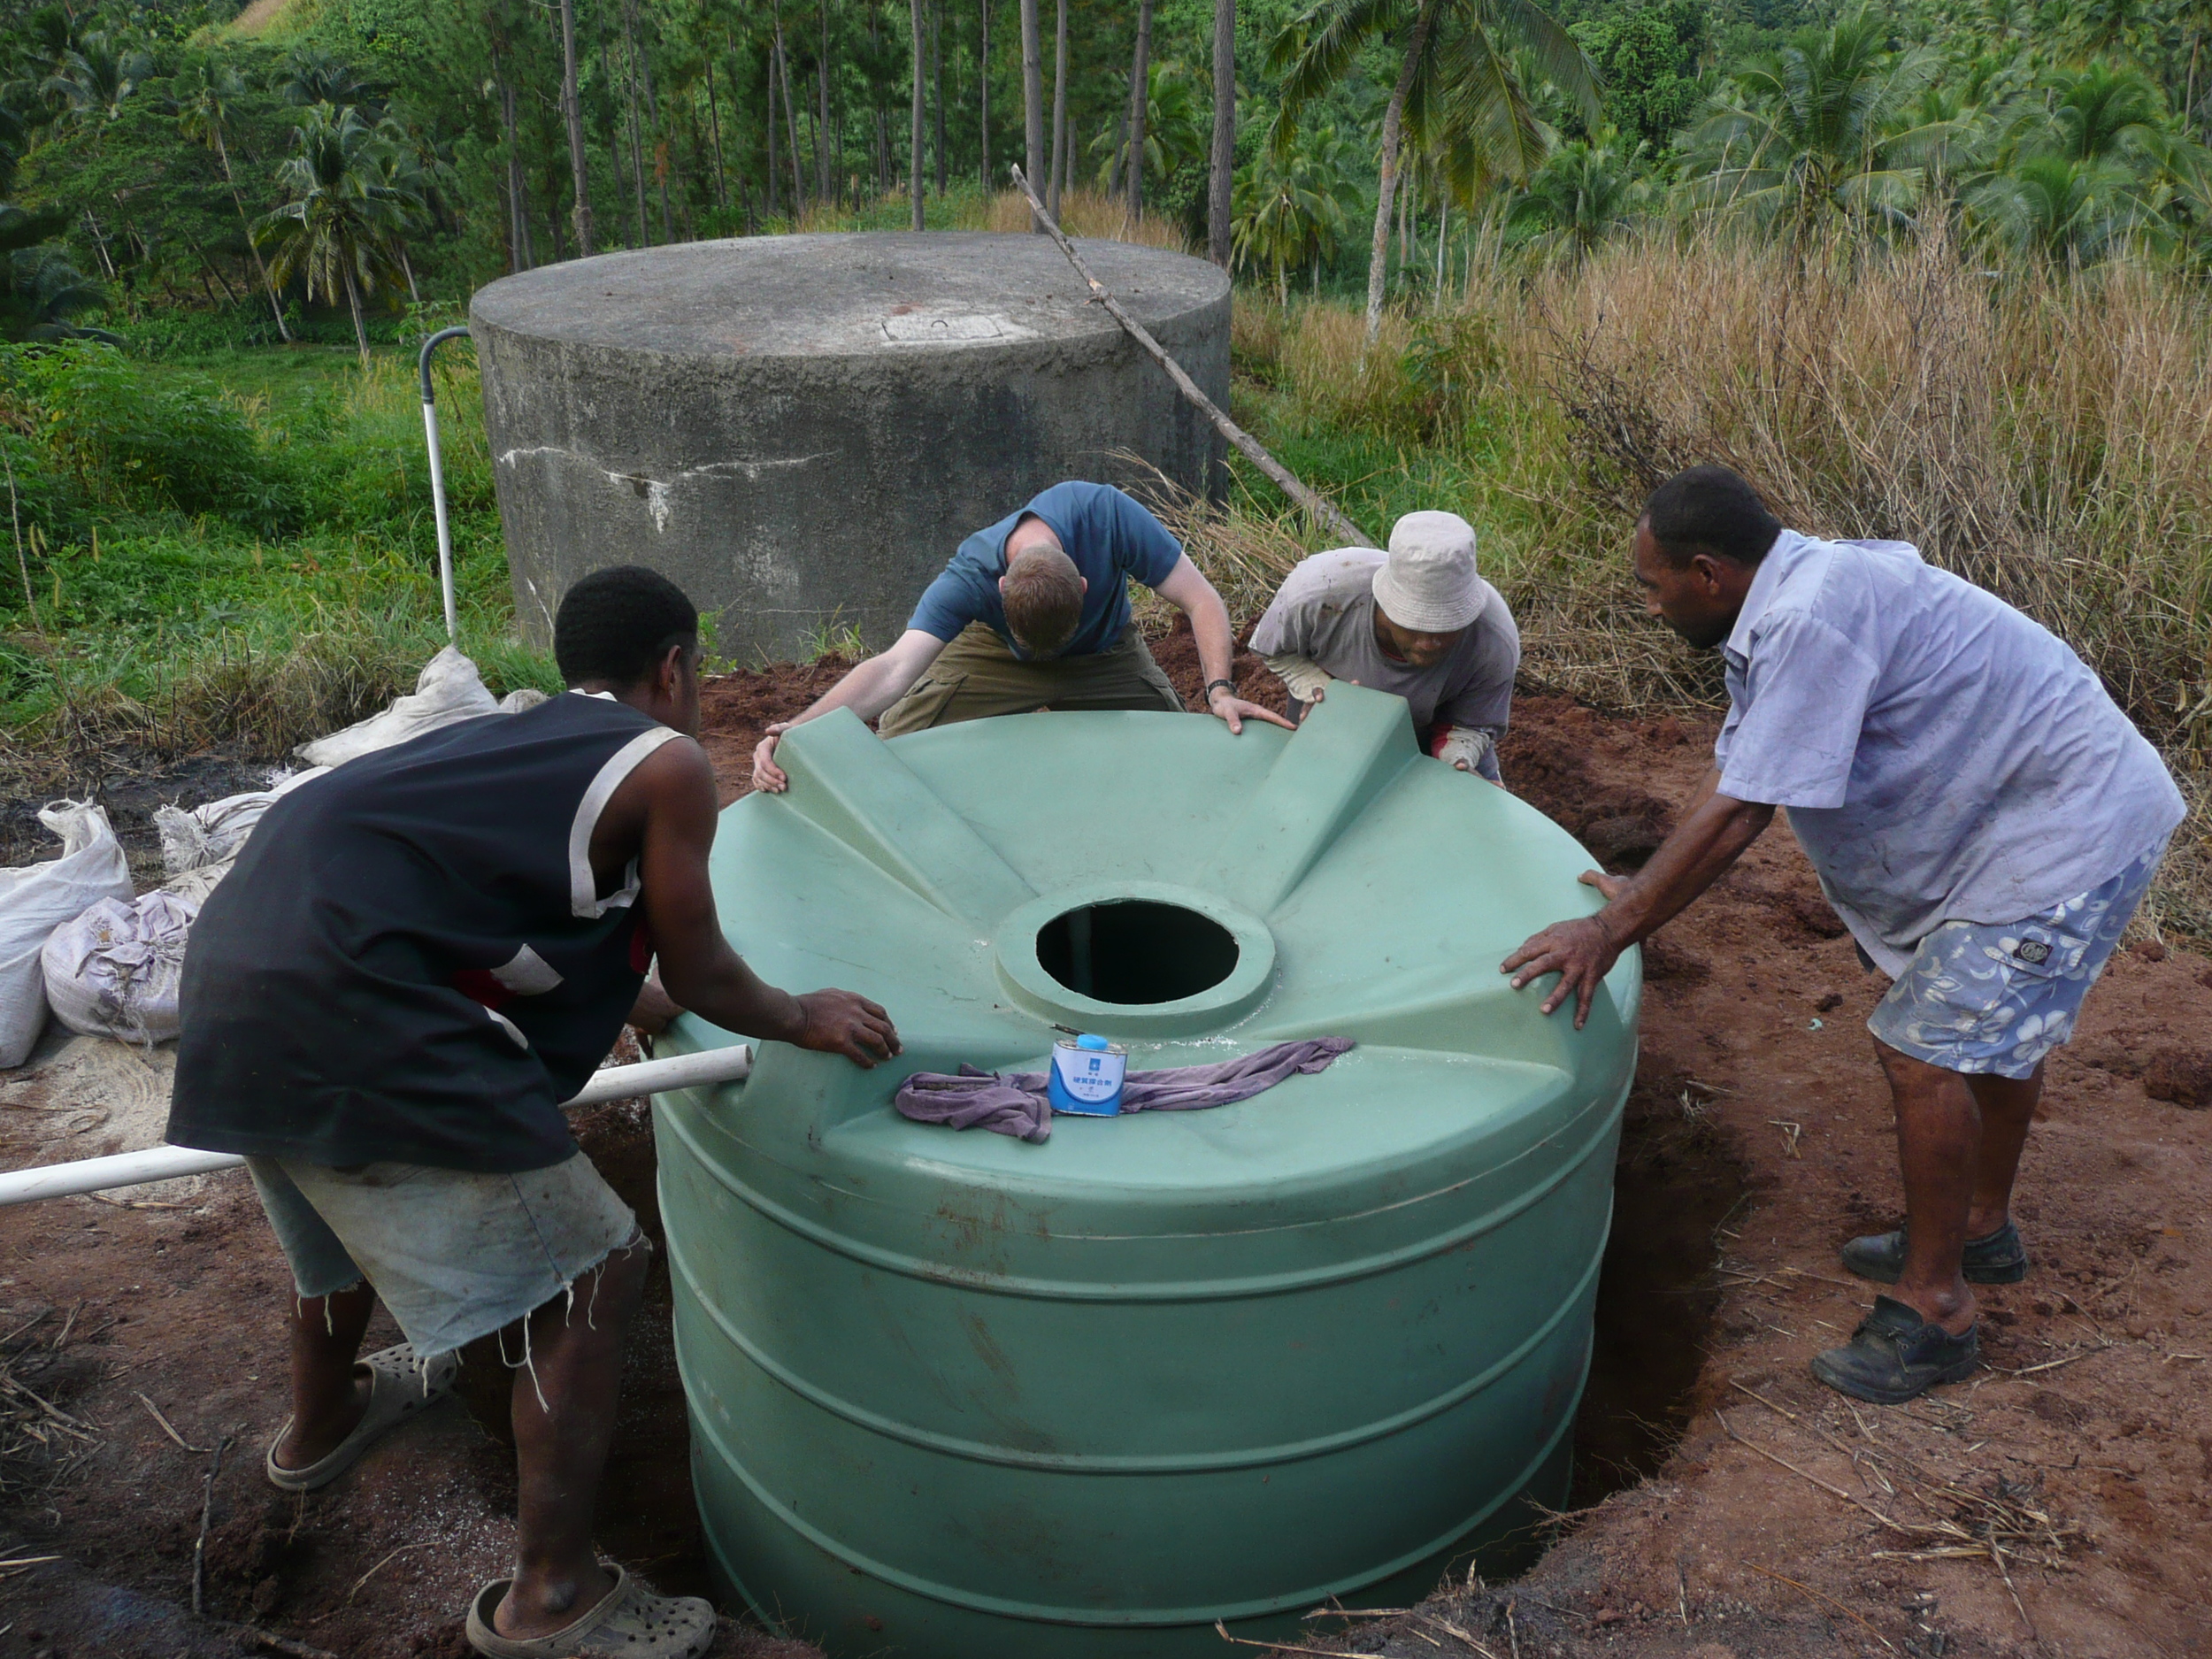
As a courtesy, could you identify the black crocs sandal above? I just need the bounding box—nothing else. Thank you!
[1840,1219,2028,1286]
[1811,1295,1980,1404]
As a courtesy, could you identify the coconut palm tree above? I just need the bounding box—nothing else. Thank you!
[43,31,151,127]
[1506,135,1648,265]
[257,105,409,365]
[278,47,373,113]
[0,204,111,342]
[173,59,292,342]
[1092,60,1210,197]
[365,114,443,306]
[1969,151,2152,266]
[1233,122,1358,299]
[2047,60,2166,163]
[1269,0,1599,342]
[1678,9,1952,232]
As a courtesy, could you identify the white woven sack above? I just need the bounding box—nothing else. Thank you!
[0,802,133,1067]
[41,887,200,1047]
[295,646,501,769]
[155,791,277,877]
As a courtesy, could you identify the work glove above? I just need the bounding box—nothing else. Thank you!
[1436,725,1498,778]
[1261,652,1334,706]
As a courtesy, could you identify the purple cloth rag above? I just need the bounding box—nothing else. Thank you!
[892,1037,1356,1143]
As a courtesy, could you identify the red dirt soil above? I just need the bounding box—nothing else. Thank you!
[0,631,2206,1659]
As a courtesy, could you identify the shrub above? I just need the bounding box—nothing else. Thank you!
[0,341,300,534]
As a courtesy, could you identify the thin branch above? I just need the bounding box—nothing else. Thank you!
[1009,164,1371,548]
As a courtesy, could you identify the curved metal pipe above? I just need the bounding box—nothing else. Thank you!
[419,326,474,643]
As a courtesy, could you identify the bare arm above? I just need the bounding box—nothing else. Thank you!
[605,741,901,1064]
[1501,766,1773,1029]
[1153,555,1294,735]
[751,629,949,793]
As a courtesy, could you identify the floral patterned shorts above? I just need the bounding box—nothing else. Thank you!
[1868,841,2167,1079]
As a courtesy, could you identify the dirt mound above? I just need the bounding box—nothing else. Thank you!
[0,668,2205,1657]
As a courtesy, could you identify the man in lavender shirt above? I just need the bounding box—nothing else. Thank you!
[1503,465,2184,1405]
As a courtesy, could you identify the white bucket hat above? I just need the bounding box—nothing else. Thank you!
[1371,511,1486,634]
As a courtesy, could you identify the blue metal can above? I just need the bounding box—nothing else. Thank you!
[1047,1033,1127,1117]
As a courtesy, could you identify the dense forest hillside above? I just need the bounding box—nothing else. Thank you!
[0,0,2206,337]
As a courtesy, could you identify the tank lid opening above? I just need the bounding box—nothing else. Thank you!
[1034,900,1240,1006]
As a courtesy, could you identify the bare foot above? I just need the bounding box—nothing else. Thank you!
[495,1563,618,1640]
[273,1371,371,1470]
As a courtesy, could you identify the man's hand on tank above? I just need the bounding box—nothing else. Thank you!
[794,989,902,1067]
[1502,879,1628,1030]
[1207,687,1295,736]
[628,977,684,1036]
[751,725,791,794]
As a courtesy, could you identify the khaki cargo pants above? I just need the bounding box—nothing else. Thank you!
[877,622,1184,736]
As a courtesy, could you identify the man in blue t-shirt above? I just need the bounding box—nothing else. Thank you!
[752,480,1290,790]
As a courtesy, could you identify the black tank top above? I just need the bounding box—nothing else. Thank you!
[170,692,679,1171]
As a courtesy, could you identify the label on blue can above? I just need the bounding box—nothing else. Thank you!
[1047,1034,1126,1117]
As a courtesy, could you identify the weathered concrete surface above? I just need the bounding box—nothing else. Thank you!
[472,234,1230,659]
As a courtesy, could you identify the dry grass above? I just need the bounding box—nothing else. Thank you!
[1517,227,2212,934]
[981,185,1191,250]
[0,616,514,795]
[1208,231,2212,936]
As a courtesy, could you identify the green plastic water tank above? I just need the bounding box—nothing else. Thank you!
[650,685,1640,1658]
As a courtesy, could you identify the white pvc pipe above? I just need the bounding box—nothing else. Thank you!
[423,399,458,645]
[0,1043,751,1209]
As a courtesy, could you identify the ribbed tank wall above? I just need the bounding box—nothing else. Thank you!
[652,687,1641,1657]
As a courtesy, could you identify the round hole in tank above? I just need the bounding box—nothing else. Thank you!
[1033,900,1240,1005]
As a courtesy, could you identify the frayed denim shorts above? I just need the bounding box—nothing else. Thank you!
[1868,842,2165,1079]
[245,1151,642,1358]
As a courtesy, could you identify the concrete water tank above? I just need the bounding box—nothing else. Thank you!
[469,233,1229,662]
[649,686,1641,1658]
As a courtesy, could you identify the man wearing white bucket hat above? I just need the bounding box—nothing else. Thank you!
[1251,511,1519,782]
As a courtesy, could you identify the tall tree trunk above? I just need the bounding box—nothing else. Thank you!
[81,211,117,280]
[1047,0,1065,216]
[635,20,674,242]
[495,41,534,272]
[819,0,833,204]
[1105,108,1124,196]
[766,44,780,215]
[620,0,651,243]
[933,0,947,195]
[1124,0,1159,221]
[190,242,239,303]
[1125,0,1152,219]
[1364,0,1437,343]
[401,245,422,306]
[1019,0,1042,227]
[342,261,369,365]
[910,0,926,227]
[706,57,727,208]
[558,0,594,252]
[1433,194,1446,301]
[776,12,806,213]
[213,125,292,338]
[979,0,989,187]
[1208,0,1234,267]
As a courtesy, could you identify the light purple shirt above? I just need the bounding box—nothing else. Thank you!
[1714,531,2183,973]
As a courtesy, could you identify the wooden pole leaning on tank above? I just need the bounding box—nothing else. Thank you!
[1008,164,1371,549]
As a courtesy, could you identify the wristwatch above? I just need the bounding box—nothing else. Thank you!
[1204,678,1236,703]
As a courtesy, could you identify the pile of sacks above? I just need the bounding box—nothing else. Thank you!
[1,648,547,1064]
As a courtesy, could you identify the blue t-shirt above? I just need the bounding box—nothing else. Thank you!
[907,481,1185,657]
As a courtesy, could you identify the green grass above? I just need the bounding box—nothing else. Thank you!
[0,339,557,783]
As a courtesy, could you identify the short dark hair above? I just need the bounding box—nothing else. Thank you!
[1002,544,1085,657]
[1640,465,1782,569]
[554,565,699,687]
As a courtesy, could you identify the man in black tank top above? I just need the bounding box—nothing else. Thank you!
[168,567,898,1658]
